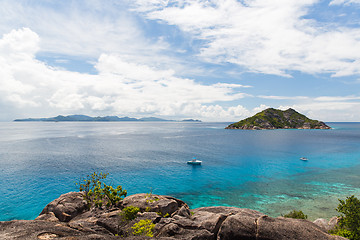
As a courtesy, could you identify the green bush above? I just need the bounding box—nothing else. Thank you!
[283,210,307,219]
[120,206,140,221]
[132,219,155,237]
[157,212,169,218]
[76,172,127,209]
[330,195,360,240]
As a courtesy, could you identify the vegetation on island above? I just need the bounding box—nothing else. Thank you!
[76,172,127,209]
[132,219,156,237]
[330,195,360,240]
[120,206,140,221]
[281,195,360,240]
[226,108,331,130]
[283,210,308,219]
[77,172,156,238]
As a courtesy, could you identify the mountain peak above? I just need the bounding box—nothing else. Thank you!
[226,108,331,130]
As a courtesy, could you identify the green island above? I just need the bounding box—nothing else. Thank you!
[226,108,331,130]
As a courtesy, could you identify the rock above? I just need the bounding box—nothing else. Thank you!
[0,193,348,240]
[172,205,191,218]
[257,216,345,240]
[35,212,59,222]
[122,194,184,216]
[39,192,87,222]
[328,217,340,231]
[0,220,117,240]
[313,217,339,232]
[314,218,329,230]
[217,209,261,240]
[193,207,245,234]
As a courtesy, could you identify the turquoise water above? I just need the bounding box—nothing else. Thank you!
[0,122,359,221]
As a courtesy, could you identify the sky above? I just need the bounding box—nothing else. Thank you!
[0,0,360,122]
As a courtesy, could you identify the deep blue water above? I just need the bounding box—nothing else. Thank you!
[0,122,359,221]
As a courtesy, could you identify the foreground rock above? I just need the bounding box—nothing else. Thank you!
[0,192,346,240]
[226,108,331,130]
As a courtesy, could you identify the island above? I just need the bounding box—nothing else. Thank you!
[14,115,173,122]
[182,119,202,122]
[226,108,331,130]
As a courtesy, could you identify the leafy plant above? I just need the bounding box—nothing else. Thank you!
[132,219,155,237]
[145,188,160,203]
[157,212,169,218]
[283,210,307,219]
[120,206,140,221]
[330,195,360,240]
[76,172,127,209]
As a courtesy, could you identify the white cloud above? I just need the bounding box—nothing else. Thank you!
[279,101,360,122]
[0,28,248,121]
[314,96,360,101]
[330,0,360,5]
[258,95,309,100]
[0,0,169,62]
[132,0,360,77]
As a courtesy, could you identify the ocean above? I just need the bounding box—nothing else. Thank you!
[0,122,359,221]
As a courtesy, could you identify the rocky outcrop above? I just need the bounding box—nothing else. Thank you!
[226,108,331,130]
[122,193,186,216]
[0,192,346,240]
[313,217,340,232]
[37,192,87,222]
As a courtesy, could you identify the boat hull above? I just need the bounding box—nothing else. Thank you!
[187,161,202,165]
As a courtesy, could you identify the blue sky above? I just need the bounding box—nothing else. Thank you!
[0,0,359,121]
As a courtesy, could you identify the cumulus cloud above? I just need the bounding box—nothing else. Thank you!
[279,101,360,122]
[0,28,250,121]
[132,0,360,77]
[0,0,169,62]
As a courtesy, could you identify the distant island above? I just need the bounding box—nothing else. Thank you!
[226,108,331,130]
[182,119,202,122]
[14,115,201,122]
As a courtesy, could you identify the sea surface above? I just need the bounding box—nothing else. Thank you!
[0,122,360,221]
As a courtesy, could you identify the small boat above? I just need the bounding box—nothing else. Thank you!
[300,157,308,161]
[187,157,202,165]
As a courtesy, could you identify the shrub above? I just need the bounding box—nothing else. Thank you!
[157,212,169,218]
[330,195,360,240]
[132,219,155,237]
[283,210,307,219]
[120,206,140,221]
[145,188,159,203]
[76,172,127,208]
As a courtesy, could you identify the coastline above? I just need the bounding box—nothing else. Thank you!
[0,192,346,239]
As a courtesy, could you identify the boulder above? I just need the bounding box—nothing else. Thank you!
[38,192,87,222]
[256,216,345,240]
[122,194,185,216]
[217,209,260,240]
[0,220,117,240]
[313,217,340,232]
[328,217,340,231]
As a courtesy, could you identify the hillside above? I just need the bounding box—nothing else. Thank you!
[226,108,331,130]
[14,115,170,122]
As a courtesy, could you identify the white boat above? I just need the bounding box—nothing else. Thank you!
[187,157,202,165]
[300,157,308,161]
